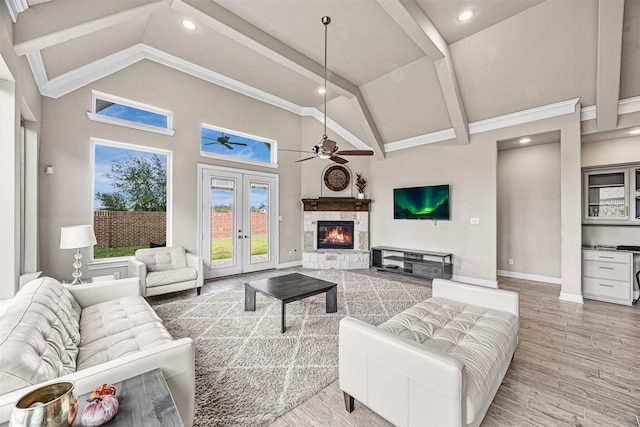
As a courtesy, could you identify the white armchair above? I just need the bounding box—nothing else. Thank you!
[128,246,203,297]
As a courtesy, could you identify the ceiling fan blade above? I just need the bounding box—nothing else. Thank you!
[221,142,234,150]
[336,150,374,156]
[330,156,348,164]
[202,136,218,141]
[295,156,317,163]
[280,148,313,153]
[228,142,247,146]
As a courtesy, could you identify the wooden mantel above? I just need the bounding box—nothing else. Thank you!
[302,197,371,212]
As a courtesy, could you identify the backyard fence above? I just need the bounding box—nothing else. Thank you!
[211,212,268,238]
[94,210,166,248]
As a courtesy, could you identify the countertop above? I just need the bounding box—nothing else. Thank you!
[582,245,640,254]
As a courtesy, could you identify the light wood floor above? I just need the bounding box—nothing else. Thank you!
[149,269,640,426]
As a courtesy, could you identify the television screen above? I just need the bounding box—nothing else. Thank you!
[393,184,450,220]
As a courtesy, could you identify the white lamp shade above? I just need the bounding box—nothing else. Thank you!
[60,225,97,249]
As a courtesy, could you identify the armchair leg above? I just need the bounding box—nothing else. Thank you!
[197,287,202,296]
[343,392,355,413]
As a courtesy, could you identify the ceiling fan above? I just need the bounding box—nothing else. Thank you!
[203,133,248,150]
[281,16,374,164]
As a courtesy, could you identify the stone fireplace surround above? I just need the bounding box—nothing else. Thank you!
[302,198,370,269]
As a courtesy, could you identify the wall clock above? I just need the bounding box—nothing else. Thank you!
[324,165,350,192]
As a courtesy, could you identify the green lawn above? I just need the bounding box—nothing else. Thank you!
[94,245,149,258]
[212,234,268,260]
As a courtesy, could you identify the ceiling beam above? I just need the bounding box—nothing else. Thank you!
[595,0,625,131]
[377,0,469,145]
[13,0,170,56]
[172,0,385,157]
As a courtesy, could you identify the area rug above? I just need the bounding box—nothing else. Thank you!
[151,269,432,426]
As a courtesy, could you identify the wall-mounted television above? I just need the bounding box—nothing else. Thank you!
[393,184,450,220]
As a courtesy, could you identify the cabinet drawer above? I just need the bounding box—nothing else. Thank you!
[583,277,631,300]
[583,260,630,281]
[583,250,631,264]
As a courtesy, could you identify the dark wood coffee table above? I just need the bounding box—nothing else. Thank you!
[244,273,337,333]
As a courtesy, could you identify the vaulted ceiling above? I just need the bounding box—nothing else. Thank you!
[4,0,639,156]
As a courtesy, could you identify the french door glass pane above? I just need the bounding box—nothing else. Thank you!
[211,178,235,269]
[250,182,270,264]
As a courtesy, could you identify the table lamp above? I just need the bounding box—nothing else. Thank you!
[60,225,97,285]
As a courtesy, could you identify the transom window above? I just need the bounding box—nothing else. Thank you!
[200,124,277,167]
[87,91,175,136]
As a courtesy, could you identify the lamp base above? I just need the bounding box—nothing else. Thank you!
[70,248,84,285]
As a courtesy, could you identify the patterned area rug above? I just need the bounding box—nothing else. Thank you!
[151,270,432,426]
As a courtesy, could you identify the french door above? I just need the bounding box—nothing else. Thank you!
[199,165,278,279]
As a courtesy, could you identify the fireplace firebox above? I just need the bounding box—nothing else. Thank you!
[317,221,354,250]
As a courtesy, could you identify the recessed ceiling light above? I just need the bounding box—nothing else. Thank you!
[318,88,326,94]
[181,19,197,31]
[457,10,474,22]
[630,129,640,135]
[519,137,531,144]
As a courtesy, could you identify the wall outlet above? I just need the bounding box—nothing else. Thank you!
[470,218,480,225]
[113,271,121,279]
[508,259,514,265]
[288,250,292,256]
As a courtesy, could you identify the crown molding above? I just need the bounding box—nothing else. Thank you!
[25,50,47,94]
[618,96,640,115]
[385,128,456,152]
[581,105,596,121]
[469,97,580,134]
[3,0,28,23]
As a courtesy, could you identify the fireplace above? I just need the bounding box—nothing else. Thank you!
[317,221,354,250]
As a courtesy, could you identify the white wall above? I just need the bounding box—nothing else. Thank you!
[497,142,561,279]
[0,3,41,297]
[39,60,303,280]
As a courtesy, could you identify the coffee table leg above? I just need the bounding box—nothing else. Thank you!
[244,285,256,311]
[281,301,286,333]
[326,285,337,313]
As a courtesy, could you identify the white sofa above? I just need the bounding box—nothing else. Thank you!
[339,278,519,427]
[128,246,203,297]
[0,277,195,427]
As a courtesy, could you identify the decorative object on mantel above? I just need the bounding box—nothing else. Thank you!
[279,17,374,164]
[355,173,367,199]
[60,225,97,285]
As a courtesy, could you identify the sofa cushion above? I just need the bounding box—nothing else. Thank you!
[0,278,82,394]
[146,268,197,288]
[135,246,188,272]
[378,297,519,426]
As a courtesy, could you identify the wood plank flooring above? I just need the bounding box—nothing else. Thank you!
[148,269,640,426]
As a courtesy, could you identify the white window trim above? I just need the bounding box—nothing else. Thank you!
[200,123,278,167]
[87,90,175,136]
[88,137,173,267]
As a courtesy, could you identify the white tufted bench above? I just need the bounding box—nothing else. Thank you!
[339,278,519,427]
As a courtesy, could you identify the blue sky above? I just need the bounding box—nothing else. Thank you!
[201,127,272,163]
[97,102,168,128]
[94,144,166,209]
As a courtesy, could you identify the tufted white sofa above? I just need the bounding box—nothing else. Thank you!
[0,276,195,426]
[339,278,519,427]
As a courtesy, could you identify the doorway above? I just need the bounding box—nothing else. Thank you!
[198,165,278,279]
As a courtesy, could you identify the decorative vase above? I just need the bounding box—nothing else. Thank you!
[11,381,78,427]
[357,193,365,199]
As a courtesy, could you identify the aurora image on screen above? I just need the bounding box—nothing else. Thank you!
[393,185,450,220]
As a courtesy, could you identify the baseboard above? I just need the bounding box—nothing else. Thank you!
[497,270,562,285]
[451,275,498,289]
[559,292,584,304]
[277,260,302,269]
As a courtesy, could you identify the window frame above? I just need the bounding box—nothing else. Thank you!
[200,123,278,169]
[87,90,175,136]
[88,137,173,268]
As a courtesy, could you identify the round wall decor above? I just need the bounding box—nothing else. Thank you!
[323,165,351,192]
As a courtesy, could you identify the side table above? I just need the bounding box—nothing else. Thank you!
[74,369,183,427]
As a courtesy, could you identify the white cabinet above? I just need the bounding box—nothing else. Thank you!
[584,169,629,222]
[582,249,633,305]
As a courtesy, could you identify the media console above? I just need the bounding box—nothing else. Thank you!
[370,246,453,280]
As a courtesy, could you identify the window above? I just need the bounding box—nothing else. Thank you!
[87,91,175,136]
[201,124,277,167]
[92,139,172,260]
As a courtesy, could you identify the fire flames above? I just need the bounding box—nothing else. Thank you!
[323,227,352,245]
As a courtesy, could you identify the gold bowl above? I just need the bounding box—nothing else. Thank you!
[10,381,78,427]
